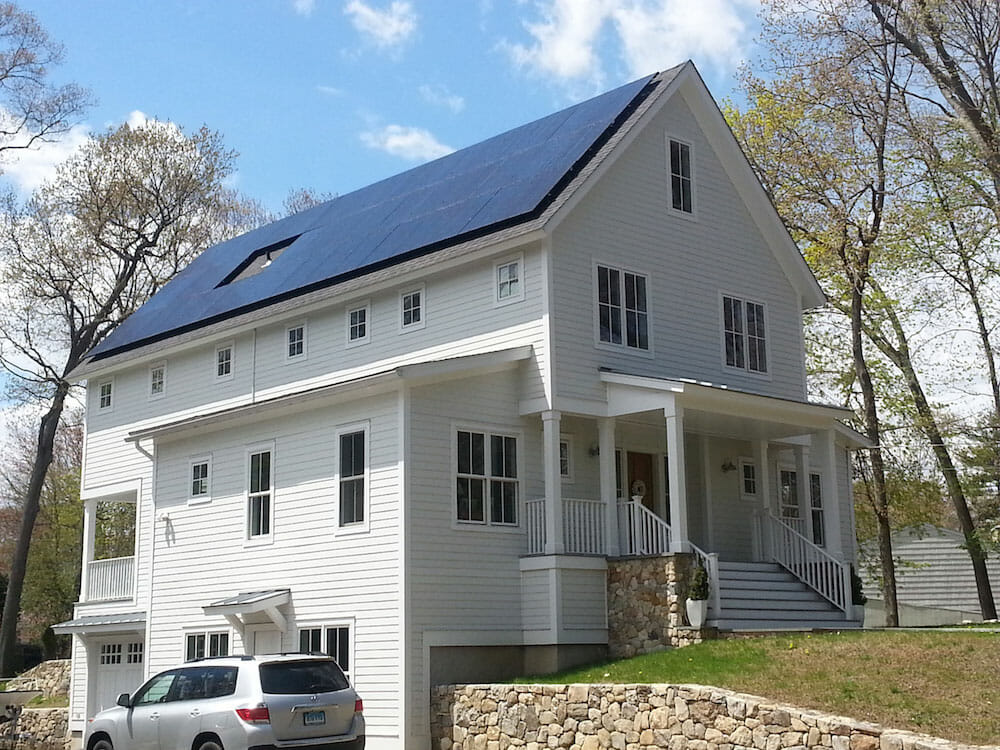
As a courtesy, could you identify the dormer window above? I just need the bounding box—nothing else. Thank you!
[218,235,299,286]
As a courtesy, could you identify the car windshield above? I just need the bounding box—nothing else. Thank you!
[259,660,349,694]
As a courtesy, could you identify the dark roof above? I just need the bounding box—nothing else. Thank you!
[87,70,668,361]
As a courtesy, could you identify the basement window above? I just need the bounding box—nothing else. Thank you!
[218,235,299,286]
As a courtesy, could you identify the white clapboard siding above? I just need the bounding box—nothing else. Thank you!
[550,92,808,406]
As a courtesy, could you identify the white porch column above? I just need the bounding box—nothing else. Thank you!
[599,417,619,556]
[80,498,98,602]
[542,410,564,555]
[815,428,844,559]
[795,446,813,542]
[751,440,770,561]
[665,402,689,553]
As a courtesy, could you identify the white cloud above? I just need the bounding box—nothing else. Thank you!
[316,84,345,96]
[344,0,417,49]
[418,84,465,114]
[505,0,758,87]
[293,0,317,16]
[360,125,453,161]
[0,119,91,197]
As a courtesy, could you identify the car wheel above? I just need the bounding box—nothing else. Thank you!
[92,738,113,750]
[196,738,223,750]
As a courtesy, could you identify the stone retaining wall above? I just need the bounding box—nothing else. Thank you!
[607,554,705,657]
[5,661,70,699]
[8,708,69,749]
[430,683,998,750]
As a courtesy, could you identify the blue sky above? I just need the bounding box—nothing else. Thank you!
[13,0,763,212]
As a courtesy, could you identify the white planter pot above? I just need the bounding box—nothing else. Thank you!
[686,598,708,629]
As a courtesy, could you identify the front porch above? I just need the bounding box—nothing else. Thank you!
[521,373,865,636]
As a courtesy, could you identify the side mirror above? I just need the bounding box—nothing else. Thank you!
[116,693,131,708]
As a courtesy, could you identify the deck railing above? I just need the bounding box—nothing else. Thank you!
[525,498,606,555]
[766,512,850,613]
[617,501,672,556]
[87,556,135,601]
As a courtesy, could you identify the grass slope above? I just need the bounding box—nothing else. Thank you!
[517,631,1000,746]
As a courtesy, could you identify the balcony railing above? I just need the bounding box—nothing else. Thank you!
[525,498,606,555]
[87,556,135,601]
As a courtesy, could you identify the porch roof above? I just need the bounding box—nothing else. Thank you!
[600,371,864,445]
[52,611,146,635]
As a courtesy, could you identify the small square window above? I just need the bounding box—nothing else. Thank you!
[127,642,144,665]
[149,364,165,398]
[401,288,424,330]
[98,380,113,411]
[348,305,369,344]
[216,344,233,379]
[495,257,524,305]
[287,325,305,359]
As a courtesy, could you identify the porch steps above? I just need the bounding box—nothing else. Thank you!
[709,561,862,632]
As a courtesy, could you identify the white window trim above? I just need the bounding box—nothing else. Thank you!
[592,259,655,358]
[559,435,574,482]
[335,422,370,535]
[244,442,275,546]
[718,291,772,380]
[182,627,232,662]
[665,133,697,220]
[96,378,115,413]
[346,302,371,348]
[494,253,525,307]
[188,454,213,506]
[215,341,235,382]
[451,421,523,532]
[148,362,166,401]
[296,618,354,679]
[738,457,756,501]
[285,321,308,362]
[399,285,426,332]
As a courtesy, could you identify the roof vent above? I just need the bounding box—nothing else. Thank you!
[218,235,300,286]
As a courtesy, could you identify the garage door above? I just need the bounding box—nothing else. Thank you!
[93,639,145,714]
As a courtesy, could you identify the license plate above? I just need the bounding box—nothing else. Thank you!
[303,710,325,726]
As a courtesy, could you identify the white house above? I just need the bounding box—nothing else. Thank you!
[55,62,864,749]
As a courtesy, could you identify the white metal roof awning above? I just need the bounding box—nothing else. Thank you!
[52,611,146,635]
[202,589,291,637]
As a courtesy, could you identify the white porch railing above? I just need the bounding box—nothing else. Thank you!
[525,498,606,555]
[87,556,135,601]
[617,501,672,556]
[765,512,850,613]
[687,541,721,618]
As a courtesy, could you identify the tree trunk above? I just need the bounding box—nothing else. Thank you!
[0,385,68,676]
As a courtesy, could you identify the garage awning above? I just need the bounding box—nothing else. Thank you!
[202,589,290,636]
[52,611,146,635]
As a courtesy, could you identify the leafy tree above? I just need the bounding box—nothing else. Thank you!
[0,120,257,674]
[283,187,336,216]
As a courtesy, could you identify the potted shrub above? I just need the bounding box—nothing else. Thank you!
[850,565,868,624]
[686,562,709,628]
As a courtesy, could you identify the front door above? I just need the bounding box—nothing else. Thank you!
[627,452,655,511]
[248,627,282,655]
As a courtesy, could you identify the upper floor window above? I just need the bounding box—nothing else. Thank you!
[456,429,518,526]
[496,255,524,305]
[216,343,233,380]
[401,287,424,330]
[287,324,306,360]
[347,304,369,345]
[98,380,113,411]
[190,457,211,502]
[149,363,165,399]
[722,295,767,373]
[299,624,351,678]
[597,264,649,351]
[669,138,692,213]
[247,448,273,540]
[338,428,367,528]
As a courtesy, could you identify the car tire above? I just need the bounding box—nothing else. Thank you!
[92,738,113,750]
[196,738,223,750]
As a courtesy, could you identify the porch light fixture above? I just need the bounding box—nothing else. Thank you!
[721,459,737,473]
[589,443,600,457]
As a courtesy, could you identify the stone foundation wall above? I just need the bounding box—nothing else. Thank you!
[430,683,997,750]
[607,554,704,657]
[8,708,69,749]
[5,661,70,699]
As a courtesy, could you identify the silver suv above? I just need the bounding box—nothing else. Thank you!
[84,654,365,750]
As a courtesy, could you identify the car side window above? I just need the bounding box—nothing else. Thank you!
[172,667,239,701]
[133,672,177,705]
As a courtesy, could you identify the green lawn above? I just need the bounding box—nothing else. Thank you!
[517,631,1000,746]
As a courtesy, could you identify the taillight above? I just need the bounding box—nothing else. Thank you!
[354,698,363,713]
[235,705,271,724]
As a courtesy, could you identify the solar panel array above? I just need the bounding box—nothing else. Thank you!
[90,72,662,360]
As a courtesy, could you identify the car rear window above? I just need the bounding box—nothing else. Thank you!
[259,660,349,694]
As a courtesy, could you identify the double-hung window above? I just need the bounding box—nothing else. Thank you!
[287,324,305,359]
[247,448,272,539]
[495,256,523,304]
[216,343,233,380]
[185,631,229,662]
[348,304,369,345]
[190,457,211,502]
[722,295,767,373]
[98,380,113,411]
[401,288,423,329]
[669,138,693,213]
[298,624,351,677]
[149,363,165,399]
[456,429,518,526]
[597,264,649,351]
[809,473,825,547]
[338,429,366,527]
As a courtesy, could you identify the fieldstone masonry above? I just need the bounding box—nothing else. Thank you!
[430,683,1000,750]
[607,554,706,657]
[6,661,70,699]
[2,661,71,750]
